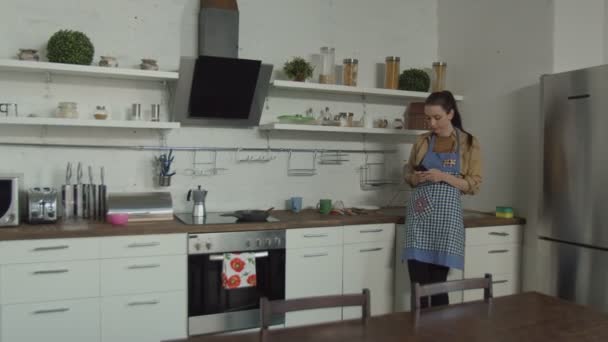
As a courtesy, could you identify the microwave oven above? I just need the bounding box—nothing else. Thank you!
[0,175,19,226]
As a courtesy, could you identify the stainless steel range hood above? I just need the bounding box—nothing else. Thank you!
[172,0,273,127]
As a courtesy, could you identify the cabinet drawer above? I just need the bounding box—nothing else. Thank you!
[287,227,343,248]
[100,255,186,296]
[465,225,522,246]
[0,238,99,264]
[463,273,519,302]
[343,241,394,319]
[1,260,99,304]
[100,234,186,258]
[464,244,521,278]
[343,224,395,244]
[1,298,100,342]
[286,246,343,327]
[101,291,187,342]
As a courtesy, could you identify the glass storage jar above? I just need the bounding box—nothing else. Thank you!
[343,58,359,86]
[432,62,447,92]
[384,56,400,89]
[57,102,78,118]
[319,47,335,84]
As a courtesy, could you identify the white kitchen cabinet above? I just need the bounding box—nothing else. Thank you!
[101,291,187,342]
[100,255,186,296]
[285,245,343,327]
[342,240,394,319]
[0,237,99,264]
[1,298,100,342]
[343,224,395,244]
[286,226,343,249]
[1,260,99,304]
[100,234,186,258]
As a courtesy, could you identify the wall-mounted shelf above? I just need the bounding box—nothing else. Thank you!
[259,123,426,136]
[0,117,180,129]
[271,80,464,101]
[0,59,179,81]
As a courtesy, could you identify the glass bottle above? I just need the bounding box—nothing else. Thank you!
[319,47,335,84]
[343,58,359,86]
[384,56,400,89]
[432,62,447,92]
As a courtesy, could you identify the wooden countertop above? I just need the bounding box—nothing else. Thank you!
[176,292,608,342]
[0,208,525,241]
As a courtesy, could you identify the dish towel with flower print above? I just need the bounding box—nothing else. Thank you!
[222,252,257,290]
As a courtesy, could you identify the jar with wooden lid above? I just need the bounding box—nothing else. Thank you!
[432,62,447,92]
[319,47,335,84]
[384,56,400,89]
[343,58,359,86]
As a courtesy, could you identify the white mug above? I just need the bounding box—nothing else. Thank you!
[0,103,18,117]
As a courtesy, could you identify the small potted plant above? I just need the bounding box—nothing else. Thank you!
[46,29,95,65]
[398,68,431,92]
[283,57,314,82]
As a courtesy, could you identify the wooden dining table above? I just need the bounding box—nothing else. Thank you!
[176,292,608,342]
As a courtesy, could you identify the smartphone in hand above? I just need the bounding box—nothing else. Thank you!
[413,164,428,172]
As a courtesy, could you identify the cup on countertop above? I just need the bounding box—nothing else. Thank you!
[289,196,303,213]
[317,199,332,215]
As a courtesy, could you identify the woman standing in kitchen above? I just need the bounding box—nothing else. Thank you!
[403,90,482,308]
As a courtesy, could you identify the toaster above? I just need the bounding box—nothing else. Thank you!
[28,187,58,224]
[0,175,19,227]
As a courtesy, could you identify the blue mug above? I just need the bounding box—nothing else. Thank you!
[290,197,303,213]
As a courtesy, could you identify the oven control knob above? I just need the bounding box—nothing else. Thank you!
[265,238,271,246]
[205,242,212,250]
[194,242,201,251]
[274,237,281,246]
[245,239,252,247]
[256,239,262,247]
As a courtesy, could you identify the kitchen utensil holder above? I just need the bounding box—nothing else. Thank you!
[360,153,399,189]
[287,151,317,176]
[159,175,172,187]
[236,148,276,163]
[319,151,349,165]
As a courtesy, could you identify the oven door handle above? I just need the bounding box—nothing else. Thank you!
[208,251,269,261]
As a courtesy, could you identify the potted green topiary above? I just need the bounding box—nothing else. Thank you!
[283,57,314,82]
[46,29,95,65]
[398,68,431,92]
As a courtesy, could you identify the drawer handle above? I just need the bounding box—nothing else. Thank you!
[33,308,70,314]
[209,251,268,261]
[360,229,383,233]
[303,234,329,238]
[32,269,69,275]
[488,249,509,254]
[303,253,329,258]
[489,232,509,237]
[127,264,161,270]
[128,300,160,306]
[493,280,509,284]
[127,242,160,248]
[32,245,69,251]
[360,247,383,253]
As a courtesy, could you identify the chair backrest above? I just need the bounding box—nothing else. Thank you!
[411,273,493,310]
[260,289,370,330]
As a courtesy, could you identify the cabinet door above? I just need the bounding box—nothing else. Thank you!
[285,246,343,327]
[1,298,100,342]
[343,241,394,319]
[101,291,187,342]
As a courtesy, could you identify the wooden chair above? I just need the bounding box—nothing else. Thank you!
[411,273,493,311]
[260,289,371,331]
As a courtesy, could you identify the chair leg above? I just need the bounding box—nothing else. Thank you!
[259,297,270,331]
[484,273,493,301]
[362,288,371,321]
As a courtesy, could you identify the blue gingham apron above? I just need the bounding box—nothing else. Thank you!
[402,131,465,269]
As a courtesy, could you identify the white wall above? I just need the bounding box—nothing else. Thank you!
[438,0,554,291]
[0,0,439,213]
[553,0,605,73]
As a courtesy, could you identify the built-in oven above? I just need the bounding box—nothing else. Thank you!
[188,230,285,336]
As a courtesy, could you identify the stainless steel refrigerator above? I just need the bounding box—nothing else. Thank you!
[539,64,608,312]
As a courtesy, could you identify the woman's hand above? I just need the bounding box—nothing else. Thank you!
[416,169,446,183]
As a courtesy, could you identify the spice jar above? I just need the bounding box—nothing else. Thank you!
[319,47,335,84]
[94,105,108,120]
[343,58,359,86]
[384,56,400,89]
[432,62,447,92]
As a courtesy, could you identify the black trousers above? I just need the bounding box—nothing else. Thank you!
[408,260,450,308]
